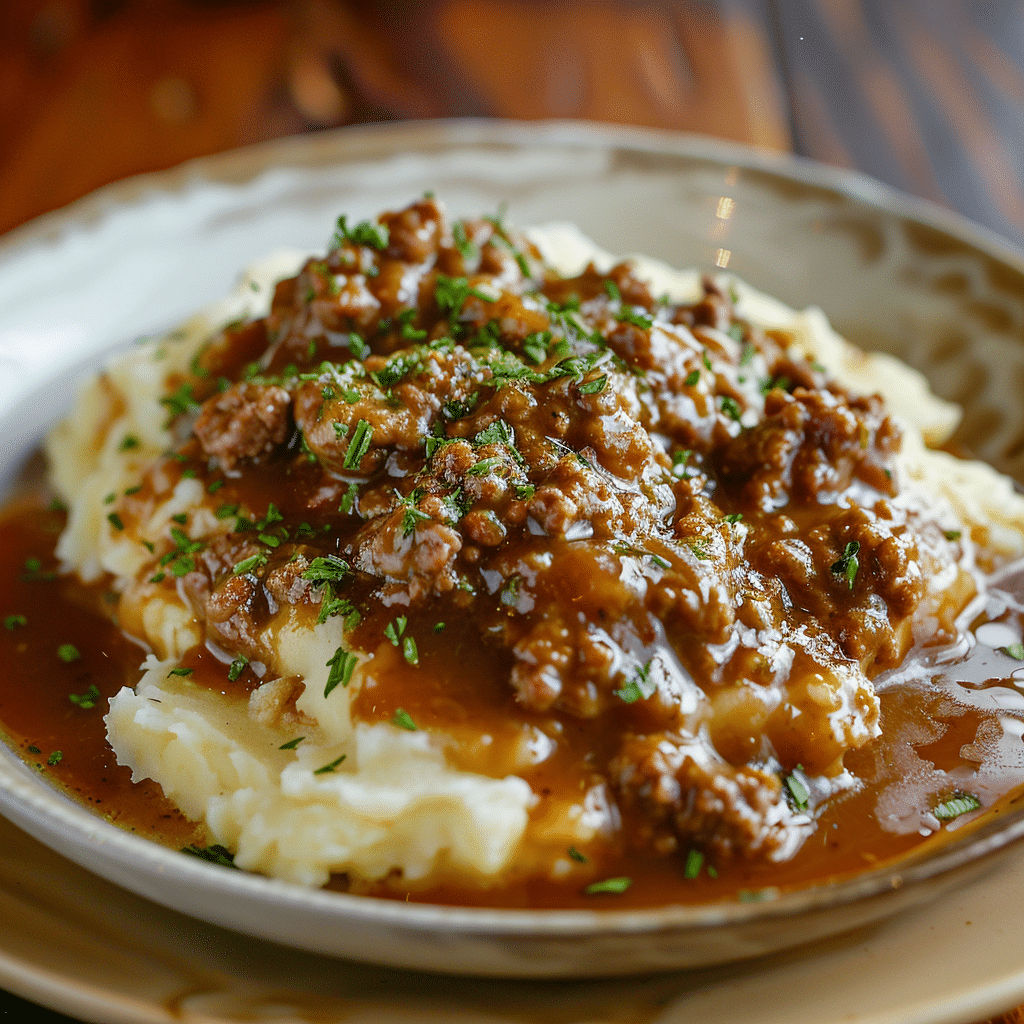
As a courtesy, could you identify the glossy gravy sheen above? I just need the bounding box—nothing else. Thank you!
[4,497,1024,910]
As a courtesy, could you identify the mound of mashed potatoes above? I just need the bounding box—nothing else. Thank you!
[45,198,1024,894]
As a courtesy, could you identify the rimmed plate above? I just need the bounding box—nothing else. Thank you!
[2,120,1024,1006]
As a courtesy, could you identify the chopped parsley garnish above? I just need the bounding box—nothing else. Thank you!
[313,755,347,775]
[578,374,608,395]
[331,214,389,251]
[301,555,351,587]
[617,308,653,330]
[390,708,418,731]
[603,279,621,302]
[831,541,861,590]
[47,750,63,766]
[568,845,588,863]
[500,576,521,607]
[402,635,419,666]
[723,513,743,524]
[435,274,494,318]
[944,529,962,542]
[182,843,236,868]
[339,481,360,515]
[346,333,370,360]
[513,483,536,501]
[720,395,743,422]
[522,330,551,364]
[160,382,200,422]
[343,419,373,470]
[119,434,141,451]
[933,792,981,822]
[615,660,655,703]
[227,656,249,682]
[584,876,632,895]
[324,647,358,697]
[671,449,693,478]
[68,684,100,709]
[57,644,81,663]
[684,369,700,387]
[684,849,704,879]
[466,457,502,477]
[232,552,268,576]
[167,667,193,678]
[21,557,56,582]
[784,768,810,811]
[3,614,26,630]
[279,736,305,750]
[475,419,515,448]
[452,221,478,261]
[384,616,407,646]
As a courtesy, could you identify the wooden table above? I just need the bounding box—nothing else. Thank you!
[1,2,1022,1021]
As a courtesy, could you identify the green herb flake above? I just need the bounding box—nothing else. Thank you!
[324,647,359,697]
[1004,643,1024,661]
[279,736,305,750]
[617,308,653,331]
[160,383,200,421]
[232,553,268,576]
[119,434,141,451]
[57,643,81,663]
[182,843,236,868]
[720,395,743,422]
[227,656,249,682]
[167,667,193,678]
[47,750,63,766]
[567,845,588,864]
[684,849,704,879]
[68,684,100,709]
[684,369,700,387]
[831,541,861,590]
[343,419,373,470]
[3,614,26,630]
[584,876,632,895]
[603,279,621,302]
[452,221,478,262]
[390,708,418,731]
[313,754,347,775]
[21,557,56,583]
[579,374,608,395]
[27,745,40,754]
[302,555,351,588]
[615,660,655,704]
[785,769,810,811]
[724,513,743,524]
[170,513,188,525]
[933,792,982,822]
[339,482,360,515]
[331,214,389,251]
[944,529,963,542]
[402,635,419,666]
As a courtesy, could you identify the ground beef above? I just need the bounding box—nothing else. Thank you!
[139,197,970,872]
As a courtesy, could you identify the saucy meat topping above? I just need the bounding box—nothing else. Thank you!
[12,197,1021,905]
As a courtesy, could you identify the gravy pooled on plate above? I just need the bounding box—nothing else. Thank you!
[7,197,1024,907]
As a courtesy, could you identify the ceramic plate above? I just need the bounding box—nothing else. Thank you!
[2,120,1024,1011]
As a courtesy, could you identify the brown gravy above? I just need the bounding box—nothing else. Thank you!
[4,495,1024,910]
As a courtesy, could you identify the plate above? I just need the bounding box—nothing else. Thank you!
[2,120,1024,1000]
[4,809,1024,1024]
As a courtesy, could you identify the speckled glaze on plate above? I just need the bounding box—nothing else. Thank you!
[2,121,1024,1009]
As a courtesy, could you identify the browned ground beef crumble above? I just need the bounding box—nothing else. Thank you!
[116,197,971,871]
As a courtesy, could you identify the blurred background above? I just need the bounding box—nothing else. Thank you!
[1,0,1023,246]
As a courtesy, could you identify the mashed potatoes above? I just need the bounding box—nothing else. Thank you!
[44,200,1024,894]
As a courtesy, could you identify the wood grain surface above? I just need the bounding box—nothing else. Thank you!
[1,1,1022,1022]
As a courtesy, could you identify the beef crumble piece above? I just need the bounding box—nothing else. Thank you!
[141,197,970,875]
